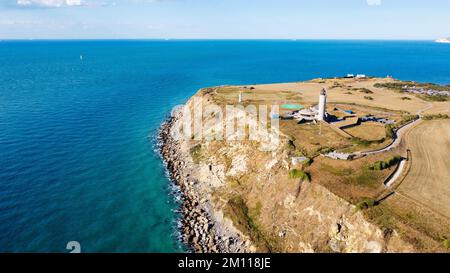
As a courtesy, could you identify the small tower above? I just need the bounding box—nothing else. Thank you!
[238,91,243,103]
[318,88,327,121]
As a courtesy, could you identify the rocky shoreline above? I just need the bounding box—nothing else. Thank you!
[158,108,251,253]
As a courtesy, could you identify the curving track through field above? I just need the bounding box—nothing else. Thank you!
[397,120,450,218]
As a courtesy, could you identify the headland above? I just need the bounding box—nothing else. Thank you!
[159,76,450,253]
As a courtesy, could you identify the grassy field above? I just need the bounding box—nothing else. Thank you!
[398,120,450,218]
[280,120,350,157]
[249,78,432,114]
[208,77,450,117]
[343,122,386,141]
[307,152,399,203]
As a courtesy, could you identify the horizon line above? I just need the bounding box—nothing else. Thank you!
[0,38,438,42]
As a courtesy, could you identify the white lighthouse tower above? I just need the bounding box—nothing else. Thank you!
[317,88,327,121]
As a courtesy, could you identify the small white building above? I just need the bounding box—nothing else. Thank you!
[293,88,328,123]
[356,74,367,79]
[324,151,353,160]
[291,156,308,165]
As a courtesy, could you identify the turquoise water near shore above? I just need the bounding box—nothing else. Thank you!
[0,40,449,252]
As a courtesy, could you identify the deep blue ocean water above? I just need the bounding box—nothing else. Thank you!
[0,40,449,253]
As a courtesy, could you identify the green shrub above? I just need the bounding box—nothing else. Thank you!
[352,137,386,147]
[364,96,374,100]
[372,161,384,171]
[423,113,450,120]
[401,97,412,100]
[374,82,412,91]
[385,124,395,139]
[314,146,334,156]
[189,144,202,164]
[302,158,312,167]
[370,155,402,170]
[419,94,449,102]
[355,198,378,211]
[400,114,419,125]
[286,139,296,151]
[443,239,450,250]
[375,82,450,92]
[288,169,311,182]
[359,88,374,94]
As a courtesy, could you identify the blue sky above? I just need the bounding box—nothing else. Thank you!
[0,0,449,39]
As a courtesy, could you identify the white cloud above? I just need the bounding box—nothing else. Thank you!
[17,0,85,7]
[13,0,172,8]
[366,0,382,6]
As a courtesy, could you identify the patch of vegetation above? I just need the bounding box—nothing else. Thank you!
[345,91,353,95]
[375,82,450,92]
[419,94,449,102]
[385,115,419,139]
[374,82,413,91]
[225,196,276,252]
[384,124,395,139]
[313,146,334,156]
[400,114,419,125]
[364,96,374,101]
[358,88,374,94]
[355,198,379,211]
[363,201,449,252]
[301,158,313,167]
[352,169,380,187]
[423,113,450,120]
[288,169,311,182]
[286,139,296,151]
[401,97,412,100]
[201,87,215,95]
[443,239,450,250]
[364,205,397,230]
[374,82,450,101]
[351,137,386,147]
[369,155,402,171]
[321,164,352,176]
[330,82,343,89]
[286,138,310,157]
[250,201,263,220]
[189,144,203,164]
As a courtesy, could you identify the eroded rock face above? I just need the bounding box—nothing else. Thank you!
[329,213,384,253]
[159,106,253,253]
[226,154,248,177]
[266,181,410,253]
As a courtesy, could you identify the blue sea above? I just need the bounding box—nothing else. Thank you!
[0,40,449,253]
